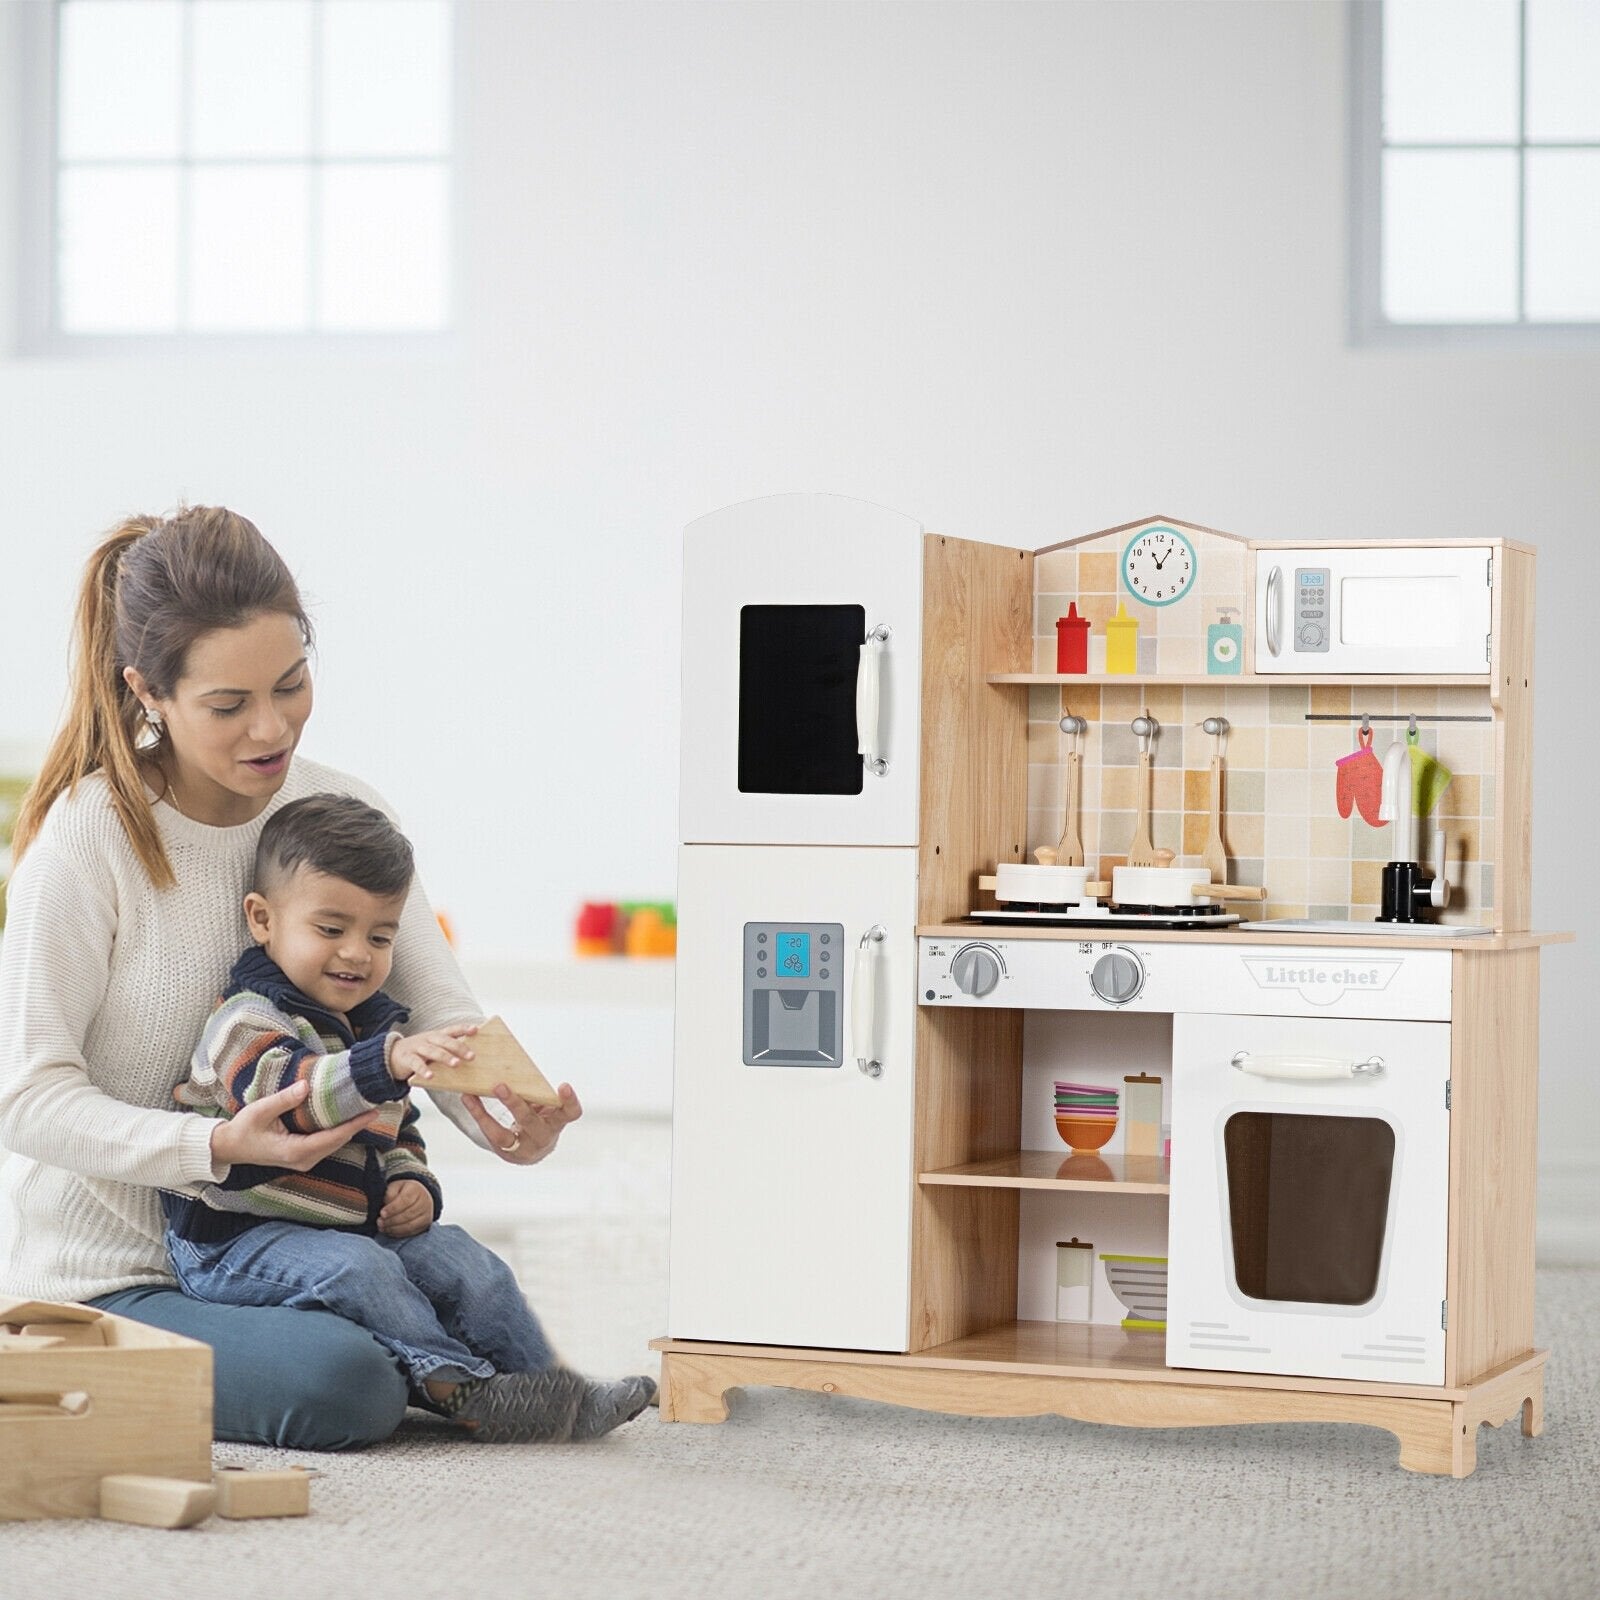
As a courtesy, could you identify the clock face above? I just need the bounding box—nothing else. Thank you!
[1121,525,1198,607]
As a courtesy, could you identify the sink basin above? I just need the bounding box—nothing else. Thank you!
[1236,919,1493,938]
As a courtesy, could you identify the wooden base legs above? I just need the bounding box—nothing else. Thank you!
[656,1347,1547,1479]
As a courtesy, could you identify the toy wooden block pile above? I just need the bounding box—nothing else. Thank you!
[2,1295,313,1526]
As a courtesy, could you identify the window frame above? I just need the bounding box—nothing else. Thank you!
[1349,0,1600,349]
[15,0,460,356]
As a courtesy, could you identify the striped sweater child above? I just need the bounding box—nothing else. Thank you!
[161,944,443,1244]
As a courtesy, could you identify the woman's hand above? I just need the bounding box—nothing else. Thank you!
[461,1082,583,1165]
[209,1080,383,1172]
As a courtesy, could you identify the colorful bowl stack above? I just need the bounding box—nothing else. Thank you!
[1054,1081,1119,1152]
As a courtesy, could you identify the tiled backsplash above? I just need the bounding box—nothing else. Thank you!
[1023,681,1497,924]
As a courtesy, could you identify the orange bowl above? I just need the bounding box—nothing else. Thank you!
[1055,1114,1117,1153]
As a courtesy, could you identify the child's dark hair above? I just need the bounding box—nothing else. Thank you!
[254,794,415,900]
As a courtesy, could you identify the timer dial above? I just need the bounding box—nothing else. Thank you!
[1089,948,1145,1005]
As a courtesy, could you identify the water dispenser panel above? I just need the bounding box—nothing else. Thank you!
[743,922,844,1066]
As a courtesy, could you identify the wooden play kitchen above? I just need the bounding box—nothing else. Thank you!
[657,500,1570,1477]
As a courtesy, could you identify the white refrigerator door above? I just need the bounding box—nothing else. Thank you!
[680,493,924,847]
[1167,1012,1450,1384]
[668,844,919,1350]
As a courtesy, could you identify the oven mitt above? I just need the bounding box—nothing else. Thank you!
[1335,728,1386,827]
[1407,727,1453,817]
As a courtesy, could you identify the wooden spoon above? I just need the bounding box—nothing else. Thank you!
[1055,748,1085,866]
[1126,748,1159,867]
[1203,755,1228,885]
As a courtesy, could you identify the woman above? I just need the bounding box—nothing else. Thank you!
[0,507,583,1449]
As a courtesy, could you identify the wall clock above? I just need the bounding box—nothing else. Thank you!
[1121,523,1198,607]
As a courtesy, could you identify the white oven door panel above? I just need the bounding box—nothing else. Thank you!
[1254,546,1492,675]
[668,844,918,1351]
[680,494,924,847]
[1167,1012,1449,1384]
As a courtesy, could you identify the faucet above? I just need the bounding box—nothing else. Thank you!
[1377,741,1451,922]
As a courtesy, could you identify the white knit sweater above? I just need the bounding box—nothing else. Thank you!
[0,754,486,1303]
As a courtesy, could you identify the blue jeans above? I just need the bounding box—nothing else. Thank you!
[166,1222,556,1393]
[88,1284,411,1449]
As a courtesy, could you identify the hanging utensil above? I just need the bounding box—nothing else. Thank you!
[1056,715,1086,867]
[1125,714,1160,868]
[1201,716,1229,885]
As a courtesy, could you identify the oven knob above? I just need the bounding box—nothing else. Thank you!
[1298,622,1325,647]
[1090,948,1144,1005]
[951,944,1002,998]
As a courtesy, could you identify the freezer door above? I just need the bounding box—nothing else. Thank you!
[668,845,919,1350]
[680,494,924,846]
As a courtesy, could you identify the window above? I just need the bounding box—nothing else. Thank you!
[31,0,452,342]
[1350,0,1600,343]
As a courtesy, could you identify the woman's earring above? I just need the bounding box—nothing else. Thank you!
[144,708,164,731]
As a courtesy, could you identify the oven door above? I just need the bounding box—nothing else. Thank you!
[1167,1011,1449,1383]
[680,494,924,847]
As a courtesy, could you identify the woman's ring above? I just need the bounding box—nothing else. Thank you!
[502,1135,522,1155]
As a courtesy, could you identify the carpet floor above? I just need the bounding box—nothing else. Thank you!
[2,1263,1594,1600]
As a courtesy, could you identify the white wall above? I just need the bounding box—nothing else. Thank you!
[1,3,1595,1183]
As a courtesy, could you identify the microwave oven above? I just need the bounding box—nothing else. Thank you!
[1253,544,1493,675]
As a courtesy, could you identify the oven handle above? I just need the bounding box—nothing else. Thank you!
[854,925,888,1078]
[1263,566,1282,658]
[1231,1051,1385,1080]
[857,626,891,777]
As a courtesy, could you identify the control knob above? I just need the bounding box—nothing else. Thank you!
[1090,948,1145,1006]
[951,944,1002,998]
[1297,623,1325,647]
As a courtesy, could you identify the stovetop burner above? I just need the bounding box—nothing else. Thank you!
[968,902,1241,931]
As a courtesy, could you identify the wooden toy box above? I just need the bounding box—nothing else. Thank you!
[0,1297,212,1521]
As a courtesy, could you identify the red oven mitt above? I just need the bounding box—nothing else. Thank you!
[1335,728,1386,827]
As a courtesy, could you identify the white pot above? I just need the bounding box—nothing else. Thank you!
[1111,866,1212,907]
[995,863,1091,905]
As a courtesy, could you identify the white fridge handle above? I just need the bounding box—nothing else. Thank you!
[853,925,887,1077]
[856,626,891,777]
[1231,1051,1385,1080]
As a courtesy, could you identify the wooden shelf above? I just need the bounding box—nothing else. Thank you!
[987,672,1494,688]
[920,1150,1170,1194]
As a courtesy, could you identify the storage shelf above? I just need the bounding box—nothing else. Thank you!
[920,1150,1170,1194]
[987,672,1494,688]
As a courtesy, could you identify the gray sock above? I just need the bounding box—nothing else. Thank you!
[570,1373,658,1442]
[441,1369,584,1443]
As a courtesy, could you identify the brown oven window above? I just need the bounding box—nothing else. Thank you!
[1223,1112,1396,1306]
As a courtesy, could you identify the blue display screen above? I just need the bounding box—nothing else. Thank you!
[776,931,810,978]
[1302,571,1326,585]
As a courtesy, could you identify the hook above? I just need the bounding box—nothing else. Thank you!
[1200,716,1229,737]
[1058,714,1087,744]
[1408,713,1417,737]
[1361,713,1371,736]
[1130,712,1157,755]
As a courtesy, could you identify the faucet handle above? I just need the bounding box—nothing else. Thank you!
[1429,827,1452,909]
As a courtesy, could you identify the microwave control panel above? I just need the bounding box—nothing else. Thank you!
[1294,567,1330,653]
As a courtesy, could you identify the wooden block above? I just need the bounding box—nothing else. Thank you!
[98,1475,215,1529]
[20,1322,107,1348]
[213,1466,312,1520]
[420,1015,560,1104]
[0,1335,66,1352]
[0,1299,102,1327]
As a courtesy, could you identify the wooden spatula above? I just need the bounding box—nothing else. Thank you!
[1055,748,1085,866]
[1202,755,1228,884]
[1126,748,1160,867]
